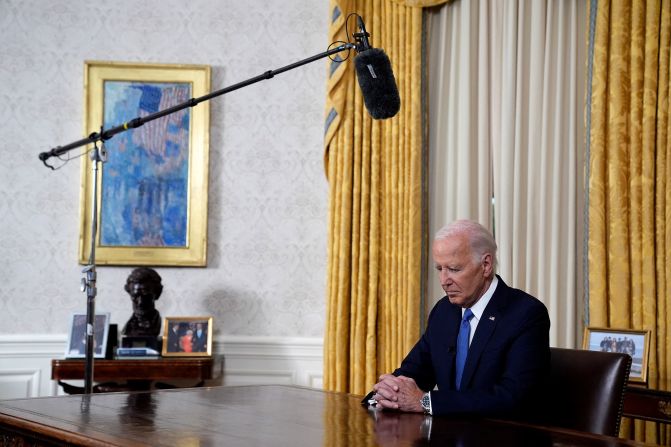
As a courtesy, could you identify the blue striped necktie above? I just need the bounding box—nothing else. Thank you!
[455,308,474,390]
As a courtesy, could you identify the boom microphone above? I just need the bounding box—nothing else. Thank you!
[353,16,401,120]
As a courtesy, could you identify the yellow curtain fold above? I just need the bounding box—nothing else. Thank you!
[323,0,426,395]
[587,0,671,443]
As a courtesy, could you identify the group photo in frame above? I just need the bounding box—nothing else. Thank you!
[78,61,211,267]
[65,312,111,359]
[162,316,213,357]
[583,327,651,383]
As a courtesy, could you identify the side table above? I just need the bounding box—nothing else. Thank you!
[623,383,671,424]
[51,357,215,394]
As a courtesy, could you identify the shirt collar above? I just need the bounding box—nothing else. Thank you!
[463,275,498,321]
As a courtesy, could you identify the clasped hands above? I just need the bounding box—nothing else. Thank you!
[371,374,424,413]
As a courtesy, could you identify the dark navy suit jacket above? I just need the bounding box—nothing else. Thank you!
[392,275,550,417]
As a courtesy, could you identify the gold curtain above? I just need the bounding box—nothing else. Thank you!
[323,0,449,395]
[587,0,670,443]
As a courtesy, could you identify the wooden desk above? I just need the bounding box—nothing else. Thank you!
[51,357,214,393]
[624,382,671,424]
[0,385,658,446]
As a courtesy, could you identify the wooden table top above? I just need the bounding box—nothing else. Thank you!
[0,385,660,447]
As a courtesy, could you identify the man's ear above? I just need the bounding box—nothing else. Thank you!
[481,253,494,276]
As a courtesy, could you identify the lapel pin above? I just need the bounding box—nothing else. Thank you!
[489,316,495,321]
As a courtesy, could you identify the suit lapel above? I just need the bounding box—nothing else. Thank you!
[443,303,462,388]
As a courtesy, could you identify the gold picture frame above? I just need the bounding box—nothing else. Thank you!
[162,316,213,357]
[582,326,651,383]
[79,61,211,266]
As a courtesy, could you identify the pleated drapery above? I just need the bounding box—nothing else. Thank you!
[586,0,671,443]
[323,0,437,395]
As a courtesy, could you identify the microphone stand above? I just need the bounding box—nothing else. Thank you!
[38,42,355,394]
[80,137,105,395]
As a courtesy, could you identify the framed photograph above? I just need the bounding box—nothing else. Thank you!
[162,316,213,357]
[78,61,211,266]
[65,312,111,359]
[583,327,651,383]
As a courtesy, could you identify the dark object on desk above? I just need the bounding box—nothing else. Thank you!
[122,267,163,337]
[105,324,118,359]
[0,385,654,447]
[532,347,631,436]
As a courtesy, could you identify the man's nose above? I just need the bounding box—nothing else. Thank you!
[440,269,452,285]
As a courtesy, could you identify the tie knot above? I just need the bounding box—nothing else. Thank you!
[463,308,474,322]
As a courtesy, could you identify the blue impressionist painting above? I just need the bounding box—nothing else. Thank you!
[100,81,191,247]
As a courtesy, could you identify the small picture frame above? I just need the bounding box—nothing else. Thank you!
[583,326,651,383]
[65,312,111,359]
[162,316,213,357]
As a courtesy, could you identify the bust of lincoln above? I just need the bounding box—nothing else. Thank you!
[122,267,163,337]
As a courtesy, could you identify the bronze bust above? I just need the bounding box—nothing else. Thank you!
[122,267,163,337]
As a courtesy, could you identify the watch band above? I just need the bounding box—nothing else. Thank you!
[420,392,431,414]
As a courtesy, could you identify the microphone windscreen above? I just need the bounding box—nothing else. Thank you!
[354,48,401,120]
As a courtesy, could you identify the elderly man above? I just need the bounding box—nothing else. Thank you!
[367,220,550,417]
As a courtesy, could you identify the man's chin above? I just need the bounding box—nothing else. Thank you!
[447,295,462,305]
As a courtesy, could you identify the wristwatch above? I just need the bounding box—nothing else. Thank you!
[420,392,431,414]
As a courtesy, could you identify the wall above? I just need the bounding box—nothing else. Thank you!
[0,0,329,397]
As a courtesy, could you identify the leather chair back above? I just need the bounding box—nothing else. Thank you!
[541,347,631,436]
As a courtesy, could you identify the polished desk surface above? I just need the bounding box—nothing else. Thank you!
[0,385,660,447]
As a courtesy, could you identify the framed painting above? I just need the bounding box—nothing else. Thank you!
[583,326,651,383]
[78,61,211,266]
[162,316,213,357]
[65,312,111,359]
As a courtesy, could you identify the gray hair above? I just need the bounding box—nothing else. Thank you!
[435,220,498,271]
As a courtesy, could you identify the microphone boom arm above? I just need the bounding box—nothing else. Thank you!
[39,42,356,167]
